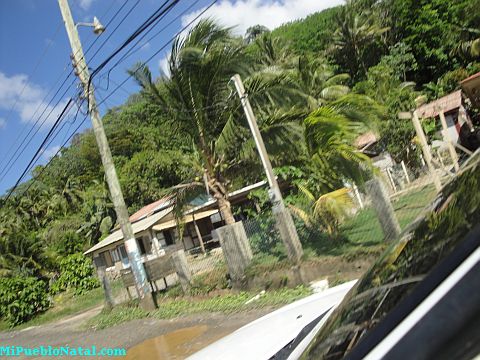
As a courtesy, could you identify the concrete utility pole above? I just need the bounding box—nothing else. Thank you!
[58,0,155,310]
[411,110,442,191]
[231,74,303,263]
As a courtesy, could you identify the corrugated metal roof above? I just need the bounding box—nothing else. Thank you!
[461,72,480,107]
[84,206,173,255]
[84,181,269,255]
[354,131,378,149]
[416,90,462,119]
[129,197,172,223]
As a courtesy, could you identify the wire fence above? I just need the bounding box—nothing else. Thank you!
[118,157,454,301]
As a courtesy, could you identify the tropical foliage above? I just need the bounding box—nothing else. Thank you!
[1,0,479,325]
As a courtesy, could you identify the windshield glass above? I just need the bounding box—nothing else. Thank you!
[301,152,480,359]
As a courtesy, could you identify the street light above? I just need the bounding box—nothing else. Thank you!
[76,16,105,35]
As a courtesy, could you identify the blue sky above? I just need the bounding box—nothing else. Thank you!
[0,0,342,195]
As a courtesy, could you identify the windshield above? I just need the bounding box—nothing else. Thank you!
[301,152,480,359]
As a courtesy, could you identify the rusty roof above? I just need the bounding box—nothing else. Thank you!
[461,72,480,107]
[416,90,462,119]
[354,131,378,149]
[129,196,172,223]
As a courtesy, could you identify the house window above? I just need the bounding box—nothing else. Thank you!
[110,248,120,263]
[137,237,153,255]
[93,255,105,268]
[137,237,147,255]
[163,230,174,246]
[99,250,113,267]
[118,245,128,259]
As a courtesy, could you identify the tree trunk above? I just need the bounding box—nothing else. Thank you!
[205,171,235,226]
[216,195,235,225]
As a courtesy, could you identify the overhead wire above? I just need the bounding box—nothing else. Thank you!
[0,0,136,185]
[3,98,74,202]
[100,0,201,90]
[4,0,220,204]
[96,0,219,110]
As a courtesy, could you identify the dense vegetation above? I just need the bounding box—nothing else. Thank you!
[0,0,479,326]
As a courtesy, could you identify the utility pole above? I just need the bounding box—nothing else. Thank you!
[411,110,442,191]
[58,0,155,310]
[231,74,303,263]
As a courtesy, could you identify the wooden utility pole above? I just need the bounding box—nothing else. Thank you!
[58,0,155,310]
[411,111,442,191]
[231,74,303,263]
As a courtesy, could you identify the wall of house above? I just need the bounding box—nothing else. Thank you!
[91,214,223,276]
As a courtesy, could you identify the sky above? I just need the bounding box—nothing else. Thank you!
[0,0,343,195]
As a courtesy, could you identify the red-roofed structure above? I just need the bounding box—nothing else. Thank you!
[129,197,172,223]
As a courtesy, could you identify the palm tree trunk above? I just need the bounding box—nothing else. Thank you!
[215,194,235,225]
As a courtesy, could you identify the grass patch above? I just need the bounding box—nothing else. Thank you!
[341,185,436,245]
[86,286,312,330]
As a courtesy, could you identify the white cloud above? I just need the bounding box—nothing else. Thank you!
[0,71,70,127]
[78,0,95,11]
[181,0,345,36]
[0,118,5,129]
[158,53,171,77]
[41,145,61,160]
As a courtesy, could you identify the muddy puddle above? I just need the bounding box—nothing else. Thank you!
[125,325,208,360]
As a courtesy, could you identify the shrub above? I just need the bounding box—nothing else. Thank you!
[51,254,99,295]
[0,277,50,327]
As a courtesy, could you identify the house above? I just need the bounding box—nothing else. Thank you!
[416,90,474,145]
[84,180,272,275]
[461,71,480,108]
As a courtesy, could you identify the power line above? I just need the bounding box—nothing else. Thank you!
[12,109,88,203]
[3,99,74,202]
[0,80,78,183]
[89,0,178,81]
[100,0,201,91]
[0,0,135,184]
[97,0,219,109]
[3,0,219,204]
[105,0,196,79]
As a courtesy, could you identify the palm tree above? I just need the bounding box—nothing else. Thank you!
[245,25,269,44]
[454,27,480,59]
[294,56,351,109]
[303,94,382,192]
[289,185,354,235]
[130,20,300,224]
[331,4,389,79]
[253,32,293,68]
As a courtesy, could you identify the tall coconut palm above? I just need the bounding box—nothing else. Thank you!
[304,94,383,192]
[331,4,389,79]
[294,56,351,109]
[130,20,300,224]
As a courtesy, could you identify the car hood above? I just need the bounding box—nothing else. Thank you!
[187,280,357,360]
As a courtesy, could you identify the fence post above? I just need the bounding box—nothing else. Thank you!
[171,249,192,292]
[215,222,252,286]
[97,266,114,309]
[273,207,303,263]
[365,177,401,241]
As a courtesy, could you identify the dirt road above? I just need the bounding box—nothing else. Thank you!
[0,307,271,359]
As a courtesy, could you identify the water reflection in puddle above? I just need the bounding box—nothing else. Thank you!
[125,326,208,360]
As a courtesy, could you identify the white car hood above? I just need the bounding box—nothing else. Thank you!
[188,280,357,360]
